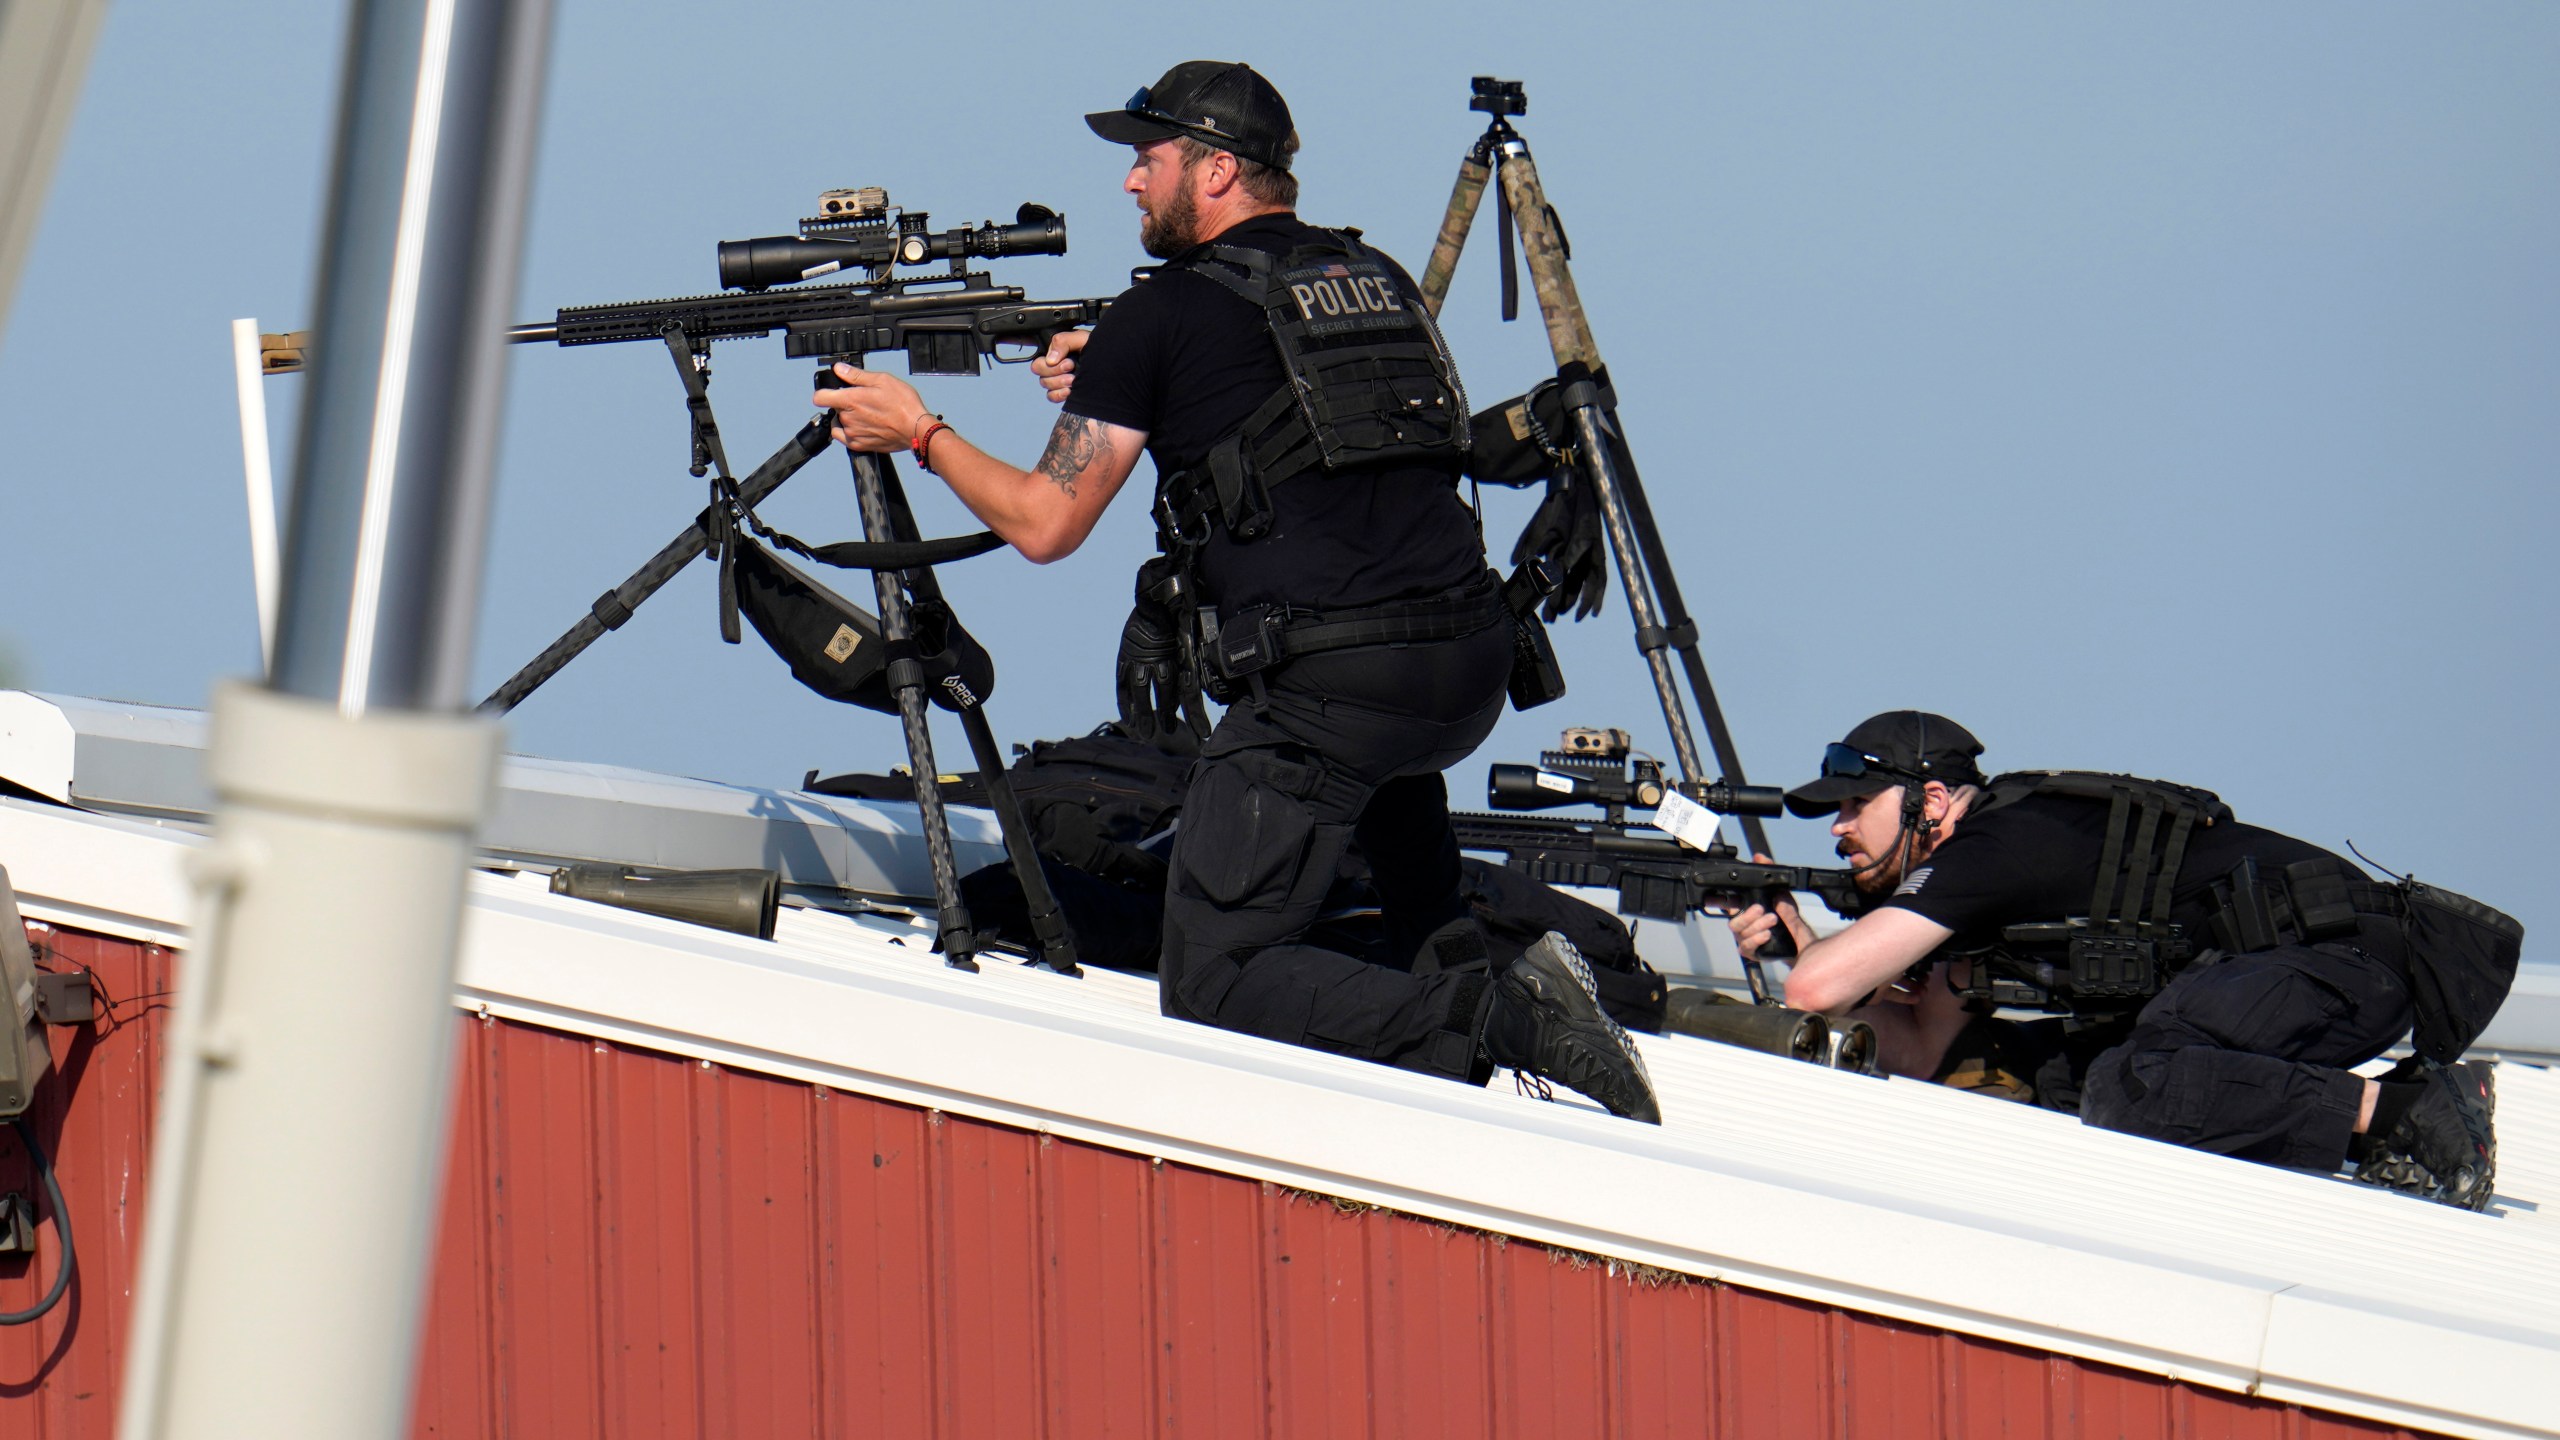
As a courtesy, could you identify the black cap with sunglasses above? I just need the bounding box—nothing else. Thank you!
[1782,711,1986,819]
[1085,61,1296,172]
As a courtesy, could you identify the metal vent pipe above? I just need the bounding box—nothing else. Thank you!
[118,3,554,1437]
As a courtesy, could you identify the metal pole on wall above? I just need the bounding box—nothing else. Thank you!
[117,2,552,1437]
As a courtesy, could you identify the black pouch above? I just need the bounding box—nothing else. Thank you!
[2281,860,2361,941]
[730,535,993,716]
[1505,613,1567,711]
[729,537,886,706]
[2399,881,2524,1064]
[1207,434,1274,541]
[2207,856,2282,953]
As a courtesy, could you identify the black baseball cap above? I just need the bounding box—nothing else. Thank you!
[1086,61,1295,172]
[1782,711,1986,818]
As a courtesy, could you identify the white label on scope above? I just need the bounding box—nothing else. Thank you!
[1649,787,1725,853]
[1533,770,1576,794]
[800,260,844,281]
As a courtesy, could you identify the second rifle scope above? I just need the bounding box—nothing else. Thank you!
[719,203,1068,292]
[1488,764,1785,818]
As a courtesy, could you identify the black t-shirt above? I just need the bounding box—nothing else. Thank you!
[1881,790,2345,947]
[1062,213,1485,611]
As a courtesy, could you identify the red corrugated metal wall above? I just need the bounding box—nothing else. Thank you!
[0,920,2433,1439]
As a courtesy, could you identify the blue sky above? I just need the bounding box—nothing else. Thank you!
[4,1,2555,944]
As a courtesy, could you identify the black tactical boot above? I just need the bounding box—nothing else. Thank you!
[1483,933,1662,1124]
[2352,1060,2496,1212]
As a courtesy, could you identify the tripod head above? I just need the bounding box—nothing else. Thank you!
[1467,77,1526,163]
[1470,76,1526,119]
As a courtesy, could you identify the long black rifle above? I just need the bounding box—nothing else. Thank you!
[1418,79,1776,872]
[463,189,1106,972]
[1455,733,1859,1007]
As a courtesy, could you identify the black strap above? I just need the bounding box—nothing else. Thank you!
[1180,243,1280,306]
[2113,797,2164,935]
[2089,788,2132,927]
[2150,805,2198,926]
[1259,572,1507,662]
[801,532,1005,570]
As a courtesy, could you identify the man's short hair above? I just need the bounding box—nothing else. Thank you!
[1174,133,1300,208]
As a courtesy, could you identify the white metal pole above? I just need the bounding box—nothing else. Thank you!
[0,0,110,339]
[230,318,282,673]
[116,1,553,1436]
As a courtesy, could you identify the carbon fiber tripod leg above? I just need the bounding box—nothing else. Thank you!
[953,706,1081,975]
[1488,131,1774,856]
[1454,95,1780,1003]
[1578,412,1769,859]
[848,447,977,970]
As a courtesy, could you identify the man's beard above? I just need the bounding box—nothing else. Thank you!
[1140,168,1205,258]
[1843,825,1927,896]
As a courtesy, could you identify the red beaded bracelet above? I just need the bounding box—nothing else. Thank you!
[913,419,953,473]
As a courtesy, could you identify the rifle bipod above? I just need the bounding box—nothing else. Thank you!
[472,333,1079,976]
[1422,77,1779,1003]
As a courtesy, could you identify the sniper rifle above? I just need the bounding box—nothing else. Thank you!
[481,188,1111,975]
[1450,729,1865,1004]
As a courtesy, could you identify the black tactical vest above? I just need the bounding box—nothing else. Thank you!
[1158,229,1470,543]
[1942,771,2232,1013]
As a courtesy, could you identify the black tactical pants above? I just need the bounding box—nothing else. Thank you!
[2079,934,2412,1171]
[1159,620,1513,1081]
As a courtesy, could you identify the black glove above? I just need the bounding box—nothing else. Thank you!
[1510,471,1608,622]
[1115,600,1184,742]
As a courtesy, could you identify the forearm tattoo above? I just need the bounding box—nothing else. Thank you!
[1035,414,1108,499]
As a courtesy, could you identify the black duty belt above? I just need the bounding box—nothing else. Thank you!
[1204,571,1507,701]
[2206,854,2406,955]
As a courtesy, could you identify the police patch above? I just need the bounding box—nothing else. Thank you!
[1894,866,1933,897]
[1279,256,1408,337]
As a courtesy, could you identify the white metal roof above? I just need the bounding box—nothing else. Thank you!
[5,774,2558,1440]
[0,688,1008,903]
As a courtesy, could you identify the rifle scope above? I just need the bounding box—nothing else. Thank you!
[1489,763,1662,813]
[719,203,1068,292]
[1487,764,1783,818]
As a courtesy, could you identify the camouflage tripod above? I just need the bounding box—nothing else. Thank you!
[1421,77,1772,866]
[1424,79,1802,1004]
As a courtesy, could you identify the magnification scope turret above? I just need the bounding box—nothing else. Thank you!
[718,198,1068,292]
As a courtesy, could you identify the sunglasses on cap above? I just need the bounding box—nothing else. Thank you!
[1123,85,1242,144]
[1820,743,1929,787]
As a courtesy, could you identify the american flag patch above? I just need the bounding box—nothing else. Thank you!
[1894,866,1933,897]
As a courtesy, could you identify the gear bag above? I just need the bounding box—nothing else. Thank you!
[2399,881,2524,1064]
[728,534,993,716]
